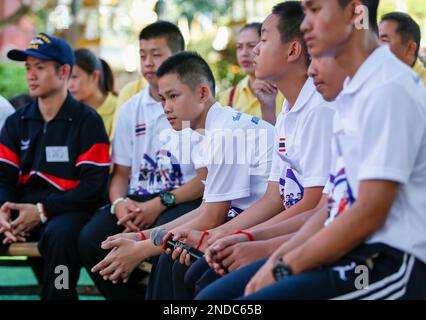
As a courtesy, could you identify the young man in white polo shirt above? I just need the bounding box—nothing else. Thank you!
[78,21,206,300]
[198,0,426,300]
[91,51,275,299]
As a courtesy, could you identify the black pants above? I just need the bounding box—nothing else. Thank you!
[78,196,202,300]
[1,210,91,300]
[172,257,221,300]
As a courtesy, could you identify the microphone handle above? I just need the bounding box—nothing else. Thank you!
[166,239,204,262]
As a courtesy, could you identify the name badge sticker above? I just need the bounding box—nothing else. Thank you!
[46,146,69,162]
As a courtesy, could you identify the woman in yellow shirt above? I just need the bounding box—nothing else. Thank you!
[217,23,284,124]
[69,48,118,140]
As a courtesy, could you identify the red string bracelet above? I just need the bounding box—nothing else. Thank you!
[138,231,146,241]
[196,230,210,250]
[162,231,174,250]
[231,230,255,241]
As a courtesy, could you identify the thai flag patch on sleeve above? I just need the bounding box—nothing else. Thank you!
[278,137,286,153]
[135,123,146,136]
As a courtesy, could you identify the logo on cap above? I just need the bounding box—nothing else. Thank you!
[28,34,52,50]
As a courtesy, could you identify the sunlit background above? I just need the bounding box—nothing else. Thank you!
[0,0,425,99]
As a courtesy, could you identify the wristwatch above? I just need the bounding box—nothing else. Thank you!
[159,191,176,208]
[272,257,293,281]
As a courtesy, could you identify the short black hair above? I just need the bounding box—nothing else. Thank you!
[381,12,421,59]
[139,21,185,53]
[157,51,215,94]
[240,22,262,37]
[338,0,379,35]
[74,48,116,95]
[272,1,310,66]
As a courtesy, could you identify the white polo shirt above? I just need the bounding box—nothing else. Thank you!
[325,46,426,263]
[202,102,275,210]
[0,95,14,131]
[112,86,202,195]
[269,78,335,209]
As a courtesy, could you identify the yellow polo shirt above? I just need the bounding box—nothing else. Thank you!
[116,78,147,108]
[111,78,147,138]
[97,92,118,141]
[413,58,426,85]
[217,76,284,119]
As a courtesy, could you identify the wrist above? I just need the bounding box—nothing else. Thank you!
[272,256,293,282]
[110,197,127,215]
[36,203,47,224]
[231,230,255,241]
[154,196,167,213]
[158,191,176,208]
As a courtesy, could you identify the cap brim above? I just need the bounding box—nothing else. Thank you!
[7,49,53,62]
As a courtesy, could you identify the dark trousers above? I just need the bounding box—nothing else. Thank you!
[172,257,221,300]
[196,243,426,300]
[78,197,202,300]
[1,211,91,300]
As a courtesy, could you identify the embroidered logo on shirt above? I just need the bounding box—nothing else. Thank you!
[251,116,260,125]
[233,112,242,121]
[135,123,146,136]
[20,139,30,151]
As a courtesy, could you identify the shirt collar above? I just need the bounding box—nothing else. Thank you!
[142,85,161,106]
[341,46,390,96]
[205,102,223,130]
[22,92,77,121]
[282,77,316,114]
[239,76,250,92]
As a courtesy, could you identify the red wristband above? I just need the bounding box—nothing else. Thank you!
[162,231,174,250]
[138,231,146,241]
[231,230,255,241]
[196,230,210,250]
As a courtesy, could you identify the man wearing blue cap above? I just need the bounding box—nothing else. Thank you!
[0,33,110,299]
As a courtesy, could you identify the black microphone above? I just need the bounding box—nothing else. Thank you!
[150,227,204,262]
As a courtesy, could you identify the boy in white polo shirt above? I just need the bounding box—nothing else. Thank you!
[78,21,206,300]
[198,0,426,300]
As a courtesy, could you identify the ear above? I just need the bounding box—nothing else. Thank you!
[406,40,418,59]
[92,69,101,84]
[198,84,211,103]
[61,65,72,81]
[287,40,303,63]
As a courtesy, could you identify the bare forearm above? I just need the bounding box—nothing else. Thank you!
[171,174,205,205]
[144,206,202,237]
[252,188,325,231]
[260,103,277,125]
[250,208,316,240]
[270,205,328,260]
[210,192,283,235]
[173,201,231,233]
[109,166,130,202]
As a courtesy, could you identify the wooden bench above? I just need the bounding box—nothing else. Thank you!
[0,242,152,297]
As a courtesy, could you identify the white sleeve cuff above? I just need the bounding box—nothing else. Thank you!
[303,177,329,188]
[204,188,250,203]
[358,166,408,184]
[112,155,132,167]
